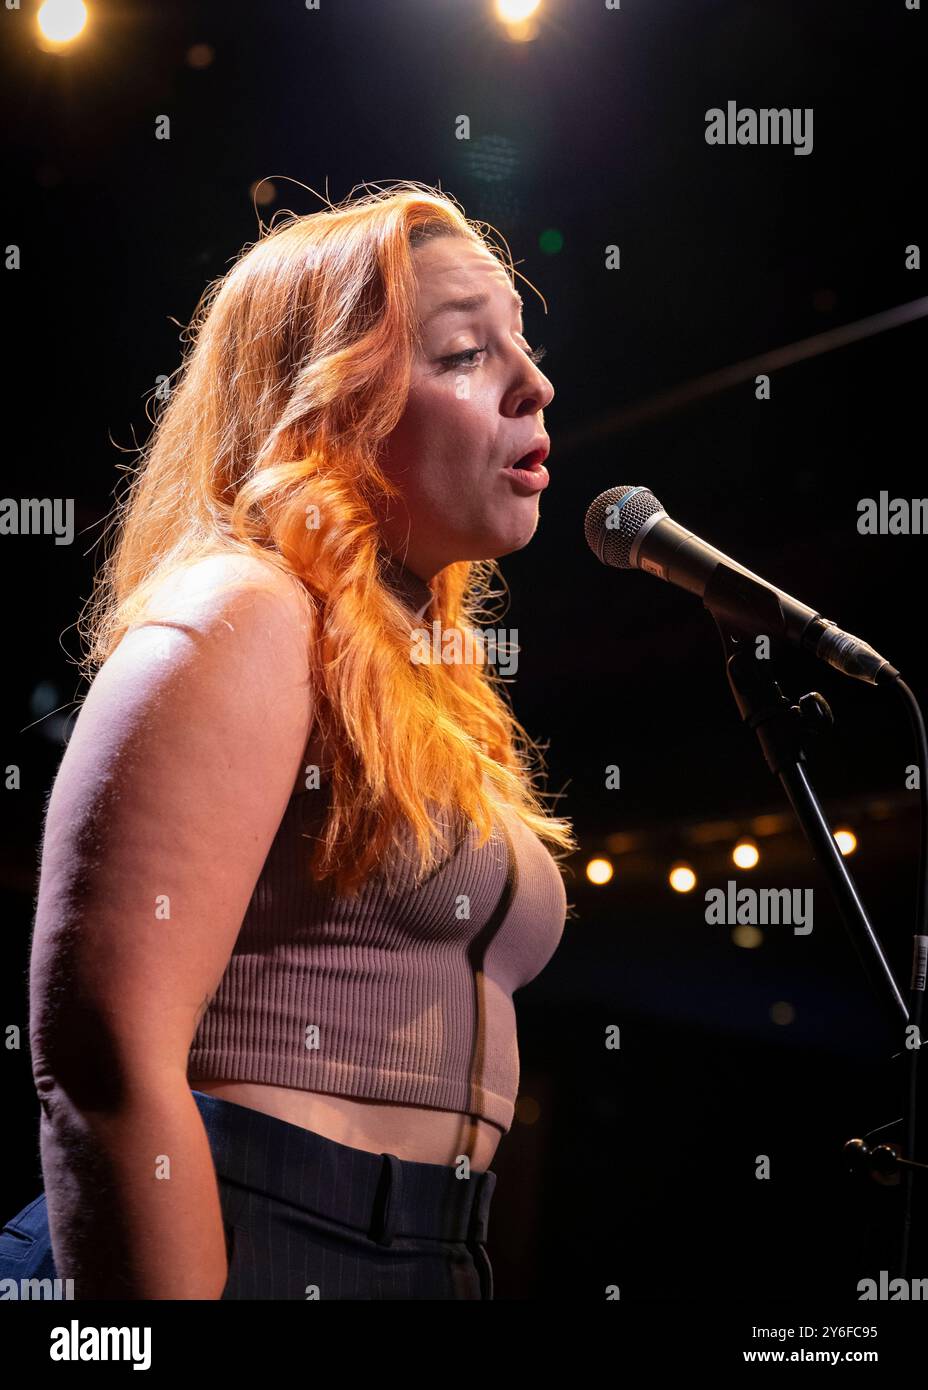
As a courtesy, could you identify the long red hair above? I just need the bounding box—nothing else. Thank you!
[80,181,576,894]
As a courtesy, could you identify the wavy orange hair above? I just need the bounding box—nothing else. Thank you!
[80,180,576,894]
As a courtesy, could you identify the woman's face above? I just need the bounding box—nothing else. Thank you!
[374,235,555,581]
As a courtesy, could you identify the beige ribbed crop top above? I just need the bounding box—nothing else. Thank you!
[185,558,568,1133]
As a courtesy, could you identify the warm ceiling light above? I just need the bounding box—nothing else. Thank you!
[669,864,697,893]
[834,828,857,856]
[732,840,760,869]
[496,0,541,20]
[37,0,88,44]
[586,857,614,886]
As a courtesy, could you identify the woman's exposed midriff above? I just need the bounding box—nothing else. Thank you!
[191,1079,504,1171]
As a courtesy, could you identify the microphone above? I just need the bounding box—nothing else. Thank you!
[584,484,899,685]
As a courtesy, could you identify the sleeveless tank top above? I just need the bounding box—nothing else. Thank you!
[185,557,568,1132]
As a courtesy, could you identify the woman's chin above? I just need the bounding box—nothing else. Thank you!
[438,513,541,565]
[495,510,541,556]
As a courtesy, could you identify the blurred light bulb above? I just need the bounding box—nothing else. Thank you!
[669,864,696,893]
[586,857,614,886]
[496,0,541,20]
[834,828,857,856]
[38,0,87,43]
[733,840,760,869]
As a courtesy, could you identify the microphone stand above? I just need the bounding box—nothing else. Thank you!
[703,567,924,1280]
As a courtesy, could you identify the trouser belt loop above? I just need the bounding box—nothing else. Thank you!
[371,1153,401,1246]
[467,1169,496,1245]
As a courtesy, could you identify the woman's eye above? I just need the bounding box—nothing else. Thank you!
[440,343,489,370]
[439,342,547,371]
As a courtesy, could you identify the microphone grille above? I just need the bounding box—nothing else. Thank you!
[584,485,663,568]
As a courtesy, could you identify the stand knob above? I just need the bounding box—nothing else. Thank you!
[798,691,834,734]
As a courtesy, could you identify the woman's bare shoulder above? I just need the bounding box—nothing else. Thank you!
[140,550,314,639]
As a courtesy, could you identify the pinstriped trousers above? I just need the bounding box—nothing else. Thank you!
[196,1091,497,1300]
[0,1090,497,1300]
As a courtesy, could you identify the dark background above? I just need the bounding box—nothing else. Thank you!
[1,0,925,1301]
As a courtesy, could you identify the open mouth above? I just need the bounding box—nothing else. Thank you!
[506,449,546,471]
[502,448,550,493]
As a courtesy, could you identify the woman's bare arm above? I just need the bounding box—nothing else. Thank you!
[29,555,314,1298]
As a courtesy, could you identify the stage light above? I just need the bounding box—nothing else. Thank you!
[750,812,790,837]
[834,828,857,856]
[732,840,760,869]
[586,857,614,886]
[514,1094,541,1125]
[732,924,763,949]
[669,863,696,893]
[493,0,542,43]
[770,1001,796,1026]
[495,0,541,21]
[186,43,215,71]
[250,178,277,208]
[37,0,87,45]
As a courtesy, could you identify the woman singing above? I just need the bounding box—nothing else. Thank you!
[0,181,575,1300]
